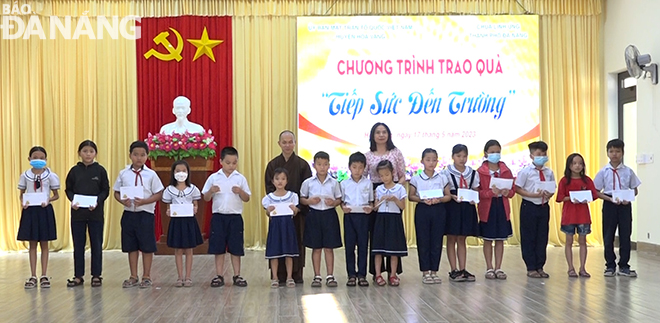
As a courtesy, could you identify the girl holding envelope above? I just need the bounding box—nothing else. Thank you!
[477,140,515,280]
[556,153,598,278]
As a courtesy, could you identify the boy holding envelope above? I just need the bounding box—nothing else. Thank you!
[594,139,641,277]
[514,141,555,278]
[113,141,164,288]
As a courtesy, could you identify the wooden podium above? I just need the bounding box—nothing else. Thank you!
[151,157,214,255]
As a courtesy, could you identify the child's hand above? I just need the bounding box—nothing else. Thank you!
[501,189,510,196]
[133,197,144,207]
[23,202,29,209]
[89,204,96,211]
[423,199,433,206]
[309,197,322,205]
[451,194,460,203]
[41,201,49,208]
[324,198,335,206]
[469,200,477,205]
[386,195,398,201]
[231,186,242,194]
[121,199,132,207]
[542,191,553,199]
[363,206,373,214]
[72,202,80,210]
[193,205,198,214]
[572,198,580,204]
[581,200,590,204]
[210,185,221,194]
[289,204,298,216]
[341,205,352,213]
[491,187,502,195]
[622,200,630,205]
[611,197,621,205]
[267,206,276,213]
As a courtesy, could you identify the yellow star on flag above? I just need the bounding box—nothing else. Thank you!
[186,27,223,62]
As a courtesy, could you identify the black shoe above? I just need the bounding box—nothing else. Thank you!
[461,269,476,282]
[449,270,466,282]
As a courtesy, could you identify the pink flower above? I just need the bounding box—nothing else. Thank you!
[186,143,194,150]
[199,143,207,149]
[163,144,172,152]
[208,142,217,150]
[149,143,156,150]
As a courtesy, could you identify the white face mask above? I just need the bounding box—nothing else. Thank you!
[174,172,188,182]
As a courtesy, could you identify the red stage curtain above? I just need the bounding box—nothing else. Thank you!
[136,16,233,239]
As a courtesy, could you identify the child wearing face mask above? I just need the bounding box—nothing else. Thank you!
[477,140,514,280]
[514,141,555,278]
[163,160,203,287]
[18,146,60,289]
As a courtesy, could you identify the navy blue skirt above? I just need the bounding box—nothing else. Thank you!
[266,216,299,259]
[17,205,57,241]
[479,197,513,240]
[167,217,203,249]
[371,212,408,257]
[445,192,479,236]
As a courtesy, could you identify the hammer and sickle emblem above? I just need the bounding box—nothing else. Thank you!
[144,27,184,62]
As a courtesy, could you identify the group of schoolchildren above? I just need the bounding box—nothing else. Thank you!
[17,137,640,290]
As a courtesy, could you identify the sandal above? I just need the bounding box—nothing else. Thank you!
[358,277,369,287]
[175,279,184,287]
[537,270,550,278]
[122,276,139,288]
[495,269,507,280]
[461,270,476,282]
[67,277,84,287]
[579,269,591,278]
[389,275,400,286]
[24,276,37,289]
[91,276,102,287]
[326,275,338,287]
[210,275,225,288]
[40,276,51,288]
[184,278,193,287]
[527,271,543,278]
[346,277,357,287]
[431,274,442,284]
[375,275,387,286]
[567,269,579,278]
[286,279,296,288]
[311,276,322,288]
[271,280,279,288]
[233,275,248,287]
[485,269,496,280]
[138,277,152,289]
[422,273,434,284]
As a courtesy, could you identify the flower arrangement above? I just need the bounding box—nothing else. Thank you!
[145,130,217,160]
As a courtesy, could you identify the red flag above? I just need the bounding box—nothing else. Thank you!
[136,16,232,240]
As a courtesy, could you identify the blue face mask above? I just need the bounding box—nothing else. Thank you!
[487,153,501,163]
[30,159,47,169]
[533,156,549,166]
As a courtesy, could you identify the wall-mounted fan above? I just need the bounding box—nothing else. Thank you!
[625,45,658,85]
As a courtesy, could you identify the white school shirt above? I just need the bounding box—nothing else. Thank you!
[18,168,60,194]
[340,176,374,207]
[261,191,299,209]
[375,183,407,213]
[515,164,555,205]
[202,170,251,214]
[443,164,480,191]
[409,171,449,199]
[593,163,641,195]
[113,165,164,214]
[300,175,342,211]
[162,185,201,204]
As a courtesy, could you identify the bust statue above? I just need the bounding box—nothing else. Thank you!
[159,96,206,135]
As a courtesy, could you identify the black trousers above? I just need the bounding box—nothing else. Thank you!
[602,201,632,270]
[519,200,549,271]
[71,219,104,277]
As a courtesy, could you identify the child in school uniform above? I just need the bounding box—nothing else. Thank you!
[594,139,641,277]
[514,141,555,278]
[263,168,300,288]
[372,160,408,286]
[444,144,480,282]
[202,146,251,287]
[477,139,514,280]
[65,140,110,288]
[17,146,60,289]
[301,151,343,288]
[113,140,164,289]
[556,153,598,278]
[340,152,374,287]
[163,160,203,287]
[409,148,451,284]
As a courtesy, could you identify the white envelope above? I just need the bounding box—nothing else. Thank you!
[120,186,144,200]
[23,192,48,206]
[170,204,194,217]
[569,190,593,203]
[214,181,235,194]
[457,189,479,203]
[612,189,636,203]
[534,181,556,193]
[72,194,97,208]
[270,203,294,216]
[310,195,334,210]
[490,178,514,190]
[346,205,370,213]
[419,189,444,199]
